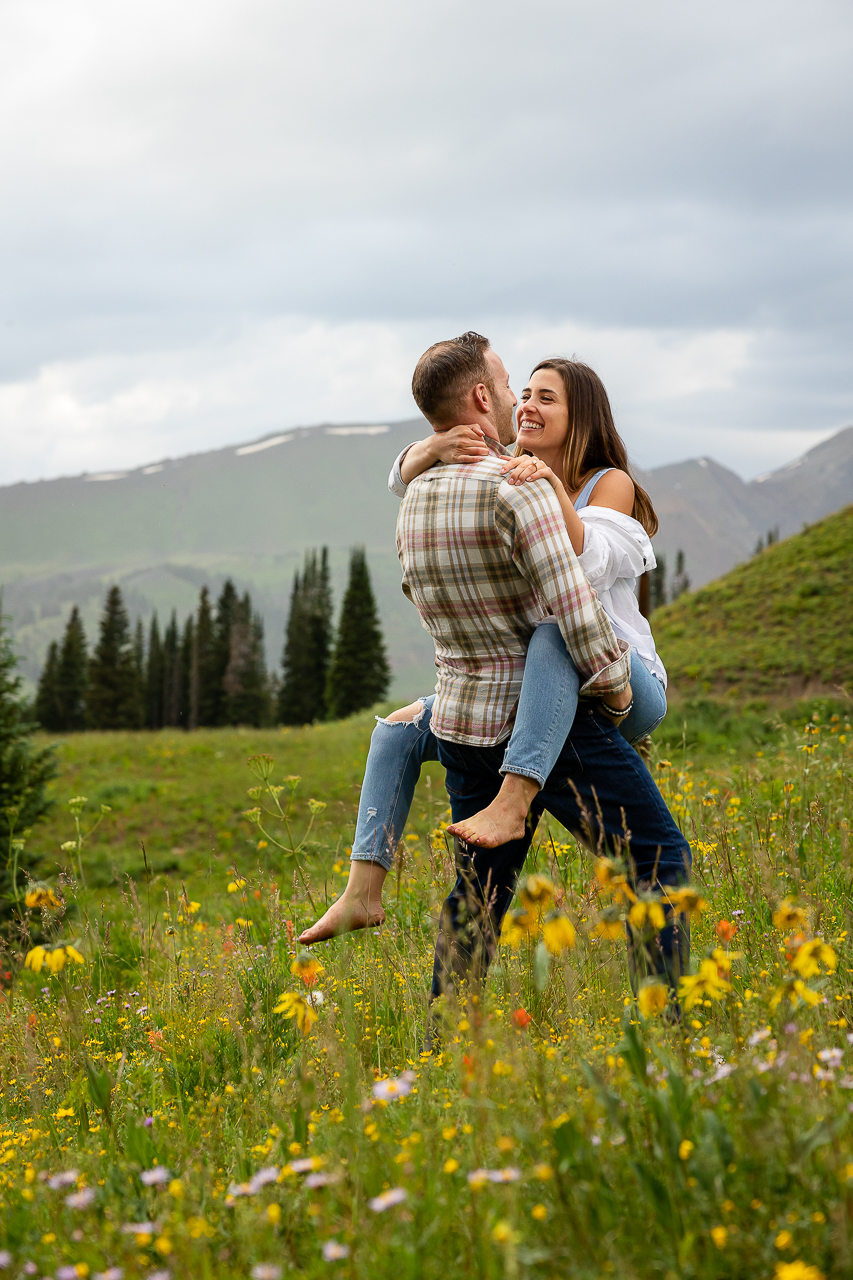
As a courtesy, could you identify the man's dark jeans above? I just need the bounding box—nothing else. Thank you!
[432,707,691,1003]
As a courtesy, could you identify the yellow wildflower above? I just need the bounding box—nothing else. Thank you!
[519,874,554,912]
[775,1230,793,1250]
[594,858,635,904]
[25,887,62,910]
[679,959,732,1011]
[663,886,706,918]
[290,952,325,986]
[531,1204,548,1221]
[273,991,318,1035]
[24,946,47,973]
[678,1140,694,1161]
[491,1221,520,1245]
[638,982,668,1018]
[541,913,576,955]
[711,1226,727,1248]
[773,899,807,931]
[791,939,837,978]
[443,1158,459,1174]
[628,900,666,932]
[774,1264,825,1280]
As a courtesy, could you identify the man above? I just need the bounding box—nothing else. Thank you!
[397,332,690,1005]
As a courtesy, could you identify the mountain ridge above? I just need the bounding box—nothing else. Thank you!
[2,419,852,697]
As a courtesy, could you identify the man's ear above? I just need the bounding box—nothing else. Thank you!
[472,382,490,413]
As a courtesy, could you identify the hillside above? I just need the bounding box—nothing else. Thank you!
[653,503,853,697]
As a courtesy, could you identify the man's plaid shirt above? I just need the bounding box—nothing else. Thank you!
[396,440,631,745]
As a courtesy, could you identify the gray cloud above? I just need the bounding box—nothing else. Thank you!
[0,0,850,483]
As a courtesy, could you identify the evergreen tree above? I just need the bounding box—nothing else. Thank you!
[162,611,182,727]
[211,580,238,726]
[35,642,62,731]
[56,607,88,730]
[194,586,216,728]
[145,614,164,729]
[670,549,691,601]
[648,555,667,613]
[87,586,143,729]
[326,547,390,720]
[180,615,194,727]
[0,605,57,915]
[133,618,145,688]
[224,593,269,726]
[278,548,333,725]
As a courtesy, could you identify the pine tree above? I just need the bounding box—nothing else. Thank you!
[180,615,194,727]
[145,614,164,728]
[326,547,390,720]
[648,555,667,613]
[0,604,57,914]
[670,549,691,601]
[162,611,182,727]
[56,607,88,730]
[224,593,269,726]
[35,642,62,731]
[195,586,216,727]
[87,586,143,729]
[210,580,238,726]
[278,548,333,725]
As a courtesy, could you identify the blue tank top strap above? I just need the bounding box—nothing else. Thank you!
[573,467,614,510]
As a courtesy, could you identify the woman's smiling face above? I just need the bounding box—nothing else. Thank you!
[516,368,570,456]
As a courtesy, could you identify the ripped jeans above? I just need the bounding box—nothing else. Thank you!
[351,625,667,870]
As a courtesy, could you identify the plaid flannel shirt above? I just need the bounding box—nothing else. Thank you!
[396,440,631,746]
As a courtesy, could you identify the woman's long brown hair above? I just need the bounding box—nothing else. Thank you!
[517,358,658,537]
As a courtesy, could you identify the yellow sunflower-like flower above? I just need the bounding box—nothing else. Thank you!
[628,900,667,932]
[637,982,668,1018]
[290,952,325,986]
[790,938,837,979]
[770,978,824,1012]
[594,858,635,904]
[541,913,576,955]
[773,899,808,931]
[273,990,318,1035]
[25,944,85,975]
[678,959,732,1011]
[592,906,625,941]
[663,886,706,918]
[25,886,62,910]
[519,874,555,912]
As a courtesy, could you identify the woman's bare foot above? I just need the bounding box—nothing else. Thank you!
[297,860,388,945]
[448,774,540,848]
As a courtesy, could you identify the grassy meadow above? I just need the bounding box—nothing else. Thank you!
[2,699,853,1279]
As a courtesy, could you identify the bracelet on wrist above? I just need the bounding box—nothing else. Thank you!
[599,697,634,718]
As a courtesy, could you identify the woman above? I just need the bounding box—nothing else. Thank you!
[298,359,666,945]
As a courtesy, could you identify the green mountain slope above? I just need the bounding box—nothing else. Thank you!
[653,503,853,696]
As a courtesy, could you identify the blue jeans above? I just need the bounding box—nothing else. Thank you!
[502,622,666,786]
[351,636,666,869]
[433,710,691,1001]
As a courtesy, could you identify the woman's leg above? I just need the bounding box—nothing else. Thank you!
[298,696,439,943]
[448,622,581,848]
[617,654,667,744]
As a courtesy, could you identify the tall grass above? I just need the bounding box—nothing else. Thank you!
[1,706,851,1278]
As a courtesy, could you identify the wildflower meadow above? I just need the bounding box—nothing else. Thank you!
[1,704,852,1279]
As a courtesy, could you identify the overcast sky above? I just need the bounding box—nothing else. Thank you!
[1,0,851,485]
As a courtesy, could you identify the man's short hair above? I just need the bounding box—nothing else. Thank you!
[411,331,493,425]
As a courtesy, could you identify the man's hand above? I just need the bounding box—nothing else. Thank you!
[431,424,490,465]
[598,683,633,726]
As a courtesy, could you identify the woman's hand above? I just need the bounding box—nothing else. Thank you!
[431,424,490,465]
[498,454,561,490]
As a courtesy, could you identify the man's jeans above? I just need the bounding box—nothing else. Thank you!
[433,707,691,1003]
